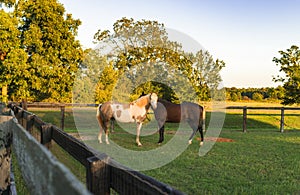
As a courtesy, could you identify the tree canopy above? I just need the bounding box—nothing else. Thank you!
[273,45,300,105]
[91,17,225,102]
[0,0,83,102]
[0,9,29,102]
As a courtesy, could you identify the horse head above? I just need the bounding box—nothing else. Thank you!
[138,92,158,110]
[149,93,158,109]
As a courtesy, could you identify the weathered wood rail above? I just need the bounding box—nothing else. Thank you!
[227,106,300,133]
[8,103,184,195]
[0,105,91,195]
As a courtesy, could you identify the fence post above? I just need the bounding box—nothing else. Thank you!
[280,107,285,133]
[243,106,247,133]
[41,124,52,149]
[60,106,65,131]
[86,154,111,195]
[26,115,35,134]
[15,109,23,126]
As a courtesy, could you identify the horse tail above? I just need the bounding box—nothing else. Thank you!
[96,104,105,129]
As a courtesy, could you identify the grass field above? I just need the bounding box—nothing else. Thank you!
[19,102,300,194]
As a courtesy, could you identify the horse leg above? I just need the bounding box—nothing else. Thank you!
[96,108,110,144]
[188,128,198,145]
[104,120,110,144]
[188,121,199,145]
[158,125,165,144]
[198,126,204,146]
[157,120,165,144]
[98,128,103,144]
[110,118,115,133]
[105,127,110,144]
[96,108,103,144]
[136,122,143,146]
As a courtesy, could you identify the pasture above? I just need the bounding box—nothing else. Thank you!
[19,103,300,194]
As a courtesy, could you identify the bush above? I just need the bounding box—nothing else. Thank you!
[252,92,264,101]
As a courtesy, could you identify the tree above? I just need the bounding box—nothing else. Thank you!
[252,92,264,101]
[93,17,225,102]
[273,45,300,105]
[10,0,83,102]
[0,9,29,102]
[95,64,119,103]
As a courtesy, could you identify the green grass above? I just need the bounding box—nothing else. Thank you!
[144,131,300,194]
[19,107,300,194]
[11,152,30,195]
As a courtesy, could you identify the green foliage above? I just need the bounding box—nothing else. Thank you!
[73,49,110,103]
[93,17,225,102]
[226,87,285,102]
[273,45,300,105]
[1,0,83,102]
[0,10,30,100]
[95,64,118,103]
[252,92,264,101]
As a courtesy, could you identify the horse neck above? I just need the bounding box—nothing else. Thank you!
[135,95,150,109]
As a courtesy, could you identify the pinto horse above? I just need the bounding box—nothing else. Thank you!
[96,93,158,146]
[154,99,205,146]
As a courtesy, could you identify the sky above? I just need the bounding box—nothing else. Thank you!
[58,0,300,88]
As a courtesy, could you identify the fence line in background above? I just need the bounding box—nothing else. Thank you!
[227,106,300,133]
[20,102,300,133]
[9,104,183,195]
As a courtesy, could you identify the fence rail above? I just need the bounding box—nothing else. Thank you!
[227,106,300,132]
[8,103,183,195]
[20,103,300,133]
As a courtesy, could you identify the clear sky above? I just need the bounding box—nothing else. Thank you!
[58,0,300,88]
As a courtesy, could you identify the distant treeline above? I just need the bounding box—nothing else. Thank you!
[225,86,284,102]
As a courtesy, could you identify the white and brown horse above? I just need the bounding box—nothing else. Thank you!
[96,93,158,146]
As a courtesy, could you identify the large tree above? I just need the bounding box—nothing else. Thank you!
[93,17,225,102]
[0,0,83,102]
[273,45,300,105]
[16,0,83,102]
[0,9,29,102]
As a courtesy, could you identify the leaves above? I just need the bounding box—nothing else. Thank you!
[0,0,83,102]
[93,17,225,102]
[273,45,300,105]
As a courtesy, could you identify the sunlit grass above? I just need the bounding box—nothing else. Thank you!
[17,105,300,194]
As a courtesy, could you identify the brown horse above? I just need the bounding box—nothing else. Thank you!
[154,98,205,145]
[96,93,158,146]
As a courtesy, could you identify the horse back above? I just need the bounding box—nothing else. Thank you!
[156,99,181,122]
[181,101,204,121]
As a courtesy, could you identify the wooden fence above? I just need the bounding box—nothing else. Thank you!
[227,106,300,133]
[0,106,91,195]
[8,103,184,195]
[23,103,300,133]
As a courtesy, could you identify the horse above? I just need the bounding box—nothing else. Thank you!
[96,93,158,146]
[153,98,205,146]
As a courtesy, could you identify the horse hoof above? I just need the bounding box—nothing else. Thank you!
[158,142,162,145]
[138,143,142,147]
[200,141,204,146]
[188,140,192,145]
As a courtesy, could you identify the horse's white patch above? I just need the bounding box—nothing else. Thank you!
[111,104,135,123]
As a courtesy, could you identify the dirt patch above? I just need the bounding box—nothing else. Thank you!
[197,137,234,142]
